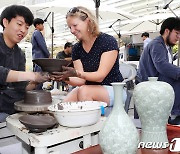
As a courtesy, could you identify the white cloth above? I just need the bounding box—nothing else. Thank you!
[166,45,173,64]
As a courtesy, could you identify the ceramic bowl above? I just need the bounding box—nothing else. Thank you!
[48,101,107,127]
[33,58,71,73]
[19,114,57,133]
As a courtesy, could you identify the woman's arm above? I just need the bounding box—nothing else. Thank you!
[76,50,118,82]
[65,77,85,86]
[50,50,118,84]
[64,61,85,86]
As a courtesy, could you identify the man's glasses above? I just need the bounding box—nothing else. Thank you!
[66,7,88,19]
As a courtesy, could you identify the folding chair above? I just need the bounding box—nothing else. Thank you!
[119,63,137,113]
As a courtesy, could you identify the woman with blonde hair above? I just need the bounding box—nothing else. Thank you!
[51,6,126,106]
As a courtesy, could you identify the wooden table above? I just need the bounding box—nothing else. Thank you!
[73,144,179,154]
[74,124,180,154]
[73,145,103,154]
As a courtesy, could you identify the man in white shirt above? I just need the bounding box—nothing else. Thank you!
[141,32,152,49]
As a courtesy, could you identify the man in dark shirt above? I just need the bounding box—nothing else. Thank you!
[56,42,73,91]
[56,42,72,61]
[0,5,49,122]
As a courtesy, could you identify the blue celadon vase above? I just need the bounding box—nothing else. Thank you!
[133,77,174,148]
[99,82,139,154]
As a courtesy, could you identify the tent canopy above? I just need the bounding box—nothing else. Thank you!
[26,0,179,40]
[0,0,179,43]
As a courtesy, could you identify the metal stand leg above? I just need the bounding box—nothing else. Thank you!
[83,134,91,149]
[34,147,48,154]
[134,105,139,119]
[22,142,31,154]
[16,137,31,154]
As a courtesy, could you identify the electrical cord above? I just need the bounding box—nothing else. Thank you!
[0,135,15,140]
[0,126,6,129]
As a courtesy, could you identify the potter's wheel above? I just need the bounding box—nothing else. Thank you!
[14,100,52,112]
[15,98,63,112]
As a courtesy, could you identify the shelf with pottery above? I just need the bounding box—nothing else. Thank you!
[6,112,106,154]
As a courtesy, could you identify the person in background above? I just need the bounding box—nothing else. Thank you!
[56,42,73,91]
[56,42,73,61]
[31,18,50,72]
[137,17,180,125]
[141,32,152,49]
[0,5,49,122]
[51,6,126,106]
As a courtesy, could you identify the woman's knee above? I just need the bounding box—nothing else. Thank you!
[77,85,92,100]
[63,87,79,102]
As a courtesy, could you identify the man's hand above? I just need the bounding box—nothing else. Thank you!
[34,72,50,83]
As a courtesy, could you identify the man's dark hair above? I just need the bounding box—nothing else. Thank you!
[33,18,44,27]
[160,17,180,35]
[0,5,34,29]
[141,32,149,37]
[64,42,73,49]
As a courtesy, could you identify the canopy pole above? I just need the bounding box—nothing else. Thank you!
[108,19,121,48]
[51,12,54,58]
[96,7,99,23]
[44,12,54,58]
[94,0,100,23]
